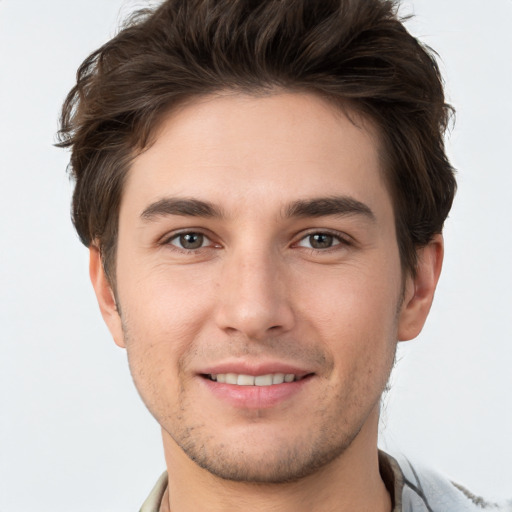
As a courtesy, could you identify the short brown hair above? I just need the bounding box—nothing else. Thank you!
[57,0,456,281]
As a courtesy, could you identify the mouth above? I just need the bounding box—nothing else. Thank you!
[198,362,315,408]
[203,372,308,386]
[200,371,314,408]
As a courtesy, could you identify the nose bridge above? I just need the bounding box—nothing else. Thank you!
[214,242,294,338]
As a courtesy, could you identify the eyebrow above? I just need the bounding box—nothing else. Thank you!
[140,195,375,222]
[140,198,224,221]
[284,196,375,221]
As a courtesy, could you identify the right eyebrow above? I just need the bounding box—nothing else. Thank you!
[140,197,224,221]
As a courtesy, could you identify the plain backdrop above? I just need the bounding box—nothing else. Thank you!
[1,0,511,510]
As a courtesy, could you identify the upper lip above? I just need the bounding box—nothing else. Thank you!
[198,360,313,378]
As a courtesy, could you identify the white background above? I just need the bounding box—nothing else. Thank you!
[0,0,511,510]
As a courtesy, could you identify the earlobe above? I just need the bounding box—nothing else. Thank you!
[397,234,444,342]
[89,246,126,348]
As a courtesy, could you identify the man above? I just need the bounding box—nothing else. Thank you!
[57,0,510,510]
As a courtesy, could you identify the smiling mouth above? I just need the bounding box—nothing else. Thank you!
[203,373,310,386]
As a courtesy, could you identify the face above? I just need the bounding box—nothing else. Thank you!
[92,92,439,483]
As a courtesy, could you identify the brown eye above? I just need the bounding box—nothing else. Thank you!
[171,232,206,250]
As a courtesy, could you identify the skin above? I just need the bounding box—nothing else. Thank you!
[90,92,443,512]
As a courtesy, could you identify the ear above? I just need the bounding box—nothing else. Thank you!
[89,246,126,348]
[398,234,444,342]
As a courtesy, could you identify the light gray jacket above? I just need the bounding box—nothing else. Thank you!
[388,453,511,512]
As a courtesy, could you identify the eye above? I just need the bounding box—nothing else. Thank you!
[168,232,210,250]
[296,232,343,250]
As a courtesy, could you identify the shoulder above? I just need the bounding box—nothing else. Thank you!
[387,452,512,512]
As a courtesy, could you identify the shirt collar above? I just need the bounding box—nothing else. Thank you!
[140,451,404,512]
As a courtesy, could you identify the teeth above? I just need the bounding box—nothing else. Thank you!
[254,374,272,386]
[210,373,298,386]
[226,373,238,385]
[237,374,255,386]
[272,373,285,384]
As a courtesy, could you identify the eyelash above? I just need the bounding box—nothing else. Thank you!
[161,229,352,254]
[293,230,352,252]
[163,231,216,253]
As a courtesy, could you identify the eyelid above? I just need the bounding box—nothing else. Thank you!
[160,229,219,250]
[158,227,352,251]
[293,229,353,249]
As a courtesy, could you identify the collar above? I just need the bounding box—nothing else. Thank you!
[140,451,404,512]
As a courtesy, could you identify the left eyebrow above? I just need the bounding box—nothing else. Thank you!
[284,196,376,221]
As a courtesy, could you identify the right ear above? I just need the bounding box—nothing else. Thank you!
[89,246,125,348]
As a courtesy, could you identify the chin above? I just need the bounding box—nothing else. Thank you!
[174,425,356,484]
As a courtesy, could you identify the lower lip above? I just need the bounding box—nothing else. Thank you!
[200,376,312,409]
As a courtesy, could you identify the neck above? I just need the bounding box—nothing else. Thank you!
[161,406,391,512]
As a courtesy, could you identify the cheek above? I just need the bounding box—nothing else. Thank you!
[293,263,401,368]
[297,262,401,326]
[120,294,203,423]
[116,265,216,399]
[118,257,216,335]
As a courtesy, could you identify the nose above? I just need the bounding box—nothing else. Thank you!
[213,248,295,340]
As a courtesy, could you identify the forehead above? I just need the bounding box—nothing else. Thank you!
[123,91,391,220]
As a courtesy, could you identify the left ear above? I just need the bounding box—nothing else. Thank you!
[398,234,444,341]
